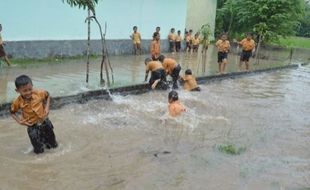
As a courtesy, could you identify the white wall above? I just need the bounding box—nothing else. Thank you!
[0,0,187,40]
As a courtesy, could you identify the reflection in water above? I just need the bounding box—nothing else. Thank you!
[0,45,300,104]
[0,66,309,190]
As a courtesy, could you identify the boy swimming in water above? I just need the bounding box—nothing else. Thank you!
[168,90,186,117]
[180,69,201,91]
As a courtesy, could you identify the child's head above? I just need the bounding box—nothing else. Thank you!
[221,33,227,41]
[246,32,253,40]
[168,90,178,103]
[185,31,188,35]
[133,26,137,32]
[0,24,2,31]
[189,29,193,34]
[177,30,181,35]
[156,26,160,32]
[153,32,160,40]
[195,32,199,38]
[158,55,165,62]
[170,28,175,33]
[144,57,152,65]
[15,75,33,100]
[185,69,192,75]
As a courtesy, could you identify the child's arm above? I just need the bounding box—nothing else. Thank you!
[44,95,50,117]
[11,113,31,126]
[144,71,149,82]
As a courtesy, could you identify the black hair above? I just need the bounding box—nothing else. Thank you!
[246,32,253,37]
[145,57,152,65]
[177,30,181,33]
[15,75,32,89]
[156,26,160,30]
[153,32,159,39]
[133,26,137,29]
[158,55,165,62]
[189,29,193,33]
[171,28,175,31]
[168,90,178,102]
[185,69,192,75]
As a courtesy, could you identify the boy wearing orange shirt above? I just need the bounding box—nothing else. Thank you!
[181,69,201,91]
[130,26,142,55]
[192,33,200,53]
[215,34,230,74]
[168,90,186,117]
[11,75,58,154]
[236,33,256,71]
[168,28,176,52]
[175,30,182,52]
[151,32,161,61]
[158,55,181,89]
[144,58,168,90]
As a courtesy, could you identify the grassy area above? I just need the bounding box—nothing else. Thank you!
[271,36,310,49]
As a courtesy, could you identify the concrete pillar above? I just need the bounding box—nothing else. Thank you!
[185,0,217,39]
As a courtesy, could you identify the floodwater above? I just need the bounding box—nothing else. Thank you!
[0,64,309,190]
[0,45,302,104]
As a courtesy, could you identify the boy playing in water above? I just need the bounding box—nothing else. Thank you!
[235,33,256,71]
[144,58,167,90]
[0,24,11,66]
[130,26,142,55]
[158,55,181,89]
[180,69,201,91]
[11,75,58,154]
[168,90,186,117]
[151,32,161,61]
[215,34,230,74]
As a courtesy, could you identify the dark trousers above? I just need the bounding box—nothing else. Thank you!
[171,64,181,89]
[149,69,168,90]
[27,118,58,154]
[175,41,181,52]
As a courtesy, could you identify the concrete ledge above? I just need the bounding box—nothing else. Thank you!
[1,63,308,117]
[5,39,173,59]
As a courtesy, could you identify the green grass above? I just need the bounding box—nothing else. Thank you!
[271,36,310,49]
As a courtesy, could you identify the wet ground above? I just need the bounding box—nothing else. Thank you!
[0,45,302,104]
[0,64,309,190]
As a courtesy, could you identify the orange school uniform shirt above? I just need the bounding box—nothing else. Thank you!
[151,40,160,58]
[146,61,164,72]
[240,38,255,51]
[216,39,230,53]
[11,89,49,126]
[162,58,177,75]
[168,101,186,117]
[192,37,200,46]
[168,33,177,42]
[131,32,141,44]
[182,74,198,91]
[176,35,182,42]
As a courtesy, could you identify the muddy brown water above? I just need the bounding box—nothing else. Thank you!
[0,63,309,189]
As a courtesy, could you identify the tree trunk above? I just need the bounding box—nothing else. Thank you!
[86,9,91,83]
[255,34,262,65]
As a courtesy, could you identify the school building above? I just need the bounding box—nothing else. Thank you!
[0,0,217,58]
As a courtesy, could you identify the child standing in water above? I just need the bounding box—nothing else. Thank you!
[158,55,181,89]
[180,69,201,91]
[235,33,256,71]
[168,28,176,52]
[11,75,58,154]
[151,32,161,61]
[192,33,200,53]
[168,90,186,117]
[215,34,230,74]
[130,26,142,55]
[175,30,182,52]
[144,58,168,90]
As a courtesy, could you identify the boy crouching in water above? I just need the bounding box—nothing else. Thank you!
[180,69,201,91]
[144,58,168,90]
[11,75,58,154]
[168,90,186,117]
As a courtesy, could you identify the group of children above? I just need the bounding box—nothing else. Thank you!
[216,33,256,74]
[130,26,203,55]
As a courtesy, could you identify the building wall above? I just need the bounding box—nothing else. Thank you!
[185,0,217,39]
[0,0,217,58]
[0,0,186,40]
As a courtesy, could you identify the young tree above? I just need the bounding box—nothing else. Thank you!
[63,0,114,86]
